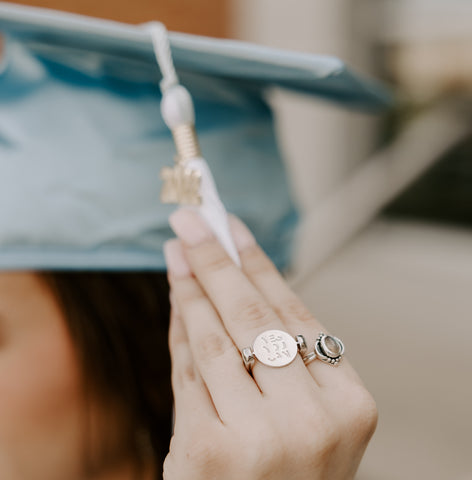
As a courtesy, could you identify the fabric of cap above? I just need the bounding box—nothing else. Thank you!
[0,3,391,271]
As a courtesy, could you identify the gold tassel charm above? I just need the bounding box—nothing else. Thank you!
[160,162,202,206]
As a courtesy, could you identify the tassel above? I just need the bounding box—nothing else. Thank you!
[145,22,240,266]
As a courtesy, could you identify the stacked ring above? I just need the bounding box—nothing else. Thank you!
[241,330,345,372]
[302,333,345,367]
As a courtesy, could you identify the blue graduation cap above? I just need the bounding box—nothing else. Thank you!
[0,2,391,271]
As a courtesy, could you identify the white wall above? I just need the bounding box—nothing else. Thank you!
[230,0,380,213]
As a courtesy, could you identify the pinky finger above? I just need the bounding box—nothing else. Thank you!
[168,299,220,430]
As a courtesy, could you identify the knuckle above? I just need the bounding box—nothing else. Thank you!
[177,278,206,305]
[169,320,187,347]
[194,240,234,274]
[232,298,275,329]
[275,296,315,324]
[185,434,226,473]
[254,449,286,478]
[195,332,234,363]
[162,455,174,480]
[295,409,340,465]
[241,245,276,276]
[172,362,197,388]
[307,421,340,465]
[348,386,379,440]
[163,437,181,479]
[244,424,286,475]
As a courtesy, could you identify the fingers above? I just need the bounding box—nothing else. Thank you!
[165,239,261,423]
[227,215,363,387]
[165,210,377,480]
[168,209,315,396]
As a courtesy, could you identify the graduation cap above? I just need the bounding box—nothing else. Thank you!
[0,2,391,271]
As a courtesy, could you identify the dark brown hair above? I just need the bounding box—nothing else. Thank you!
[41,272,173,479]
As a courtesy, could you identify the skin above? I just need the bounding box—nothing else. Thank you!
[0,273,84,480]
[0,211,377,479]
[163,209,378,480]
[0,273,146,480]
[1,5,374,477]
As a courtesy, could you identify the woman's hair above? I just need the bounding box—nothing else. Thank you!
[41,272,173,479]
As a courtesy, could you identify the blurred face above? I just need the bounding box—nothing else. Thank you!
[0,272,86,480]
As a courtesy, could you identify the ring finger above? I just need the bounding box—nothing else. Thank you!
[228,215,364,388]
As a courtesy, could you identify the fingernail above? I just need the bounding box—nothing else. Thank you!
[163,239,191,277]
[169,208,213,246]
[228,215,257,251]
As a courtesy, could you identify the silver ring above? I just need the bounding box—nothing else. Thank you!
[295,334,308,356]
[313,333,345,366]
[242,347,255,371]
[242,330,307,372]
[302,351,317,365]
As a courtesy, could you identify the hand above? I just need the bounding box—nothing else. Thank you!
[163,208,378,480]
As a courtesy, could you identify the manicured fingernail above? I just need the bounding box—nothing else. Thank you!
[163,239,191,277]
[228,215,257,251]
[169,208,213,246]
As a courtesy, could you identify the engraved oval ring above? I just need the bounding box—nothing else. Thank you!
[242,329,307,372]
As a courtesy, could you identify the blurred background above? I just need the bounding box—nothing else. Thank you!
[8,0,472,478]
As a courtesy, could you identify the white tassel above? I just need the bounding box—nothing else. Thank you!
[145,22,241,266]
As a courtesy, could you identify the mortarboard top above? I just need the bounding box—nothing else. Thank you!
[0,2,391,272]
